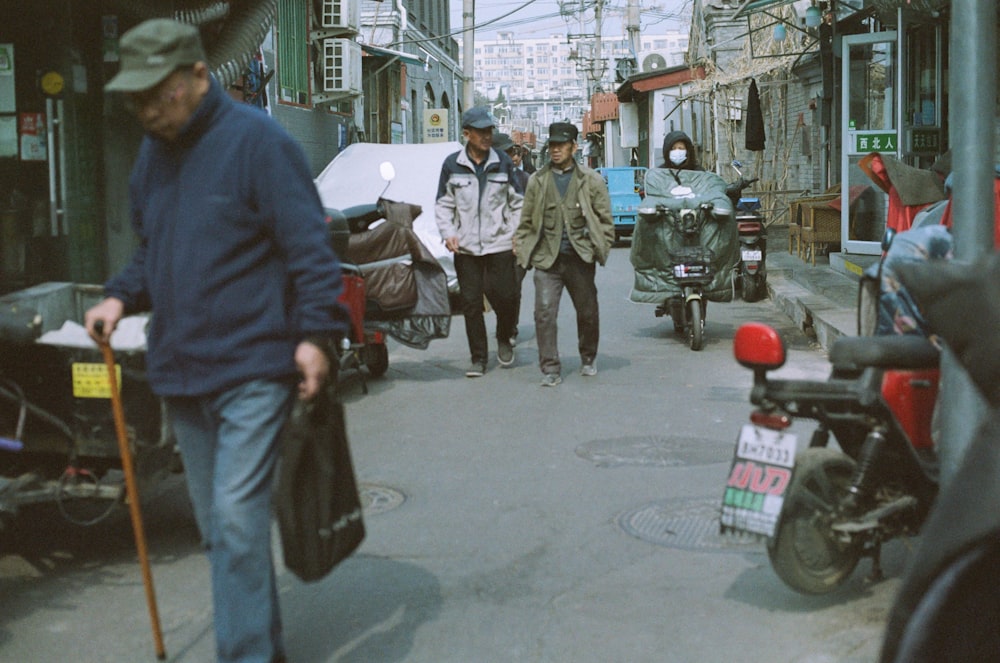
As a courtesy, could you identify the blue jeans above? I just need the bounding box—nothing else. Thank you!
[166,379,294,663]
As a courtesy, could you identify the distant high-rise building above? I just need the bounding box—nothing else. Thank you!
[459,30,688,141]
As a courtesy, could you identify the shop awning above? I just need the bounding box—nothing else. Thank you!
[360,44,424,66]
[733,0,801,18]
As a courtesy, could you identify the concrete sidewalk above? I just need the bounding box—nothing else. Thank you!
[763,224,878,351]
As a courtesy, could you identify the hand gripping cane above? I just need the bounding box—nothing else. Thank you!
[95,322,166,660]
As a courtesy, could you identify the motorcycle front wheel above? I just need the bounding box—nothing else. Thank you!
[362,342,389,378]
[767,448,863,594]
[687,299,703,351]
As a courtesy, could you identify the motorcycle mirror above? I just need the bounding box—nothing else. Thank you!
[377,161,396,201]
[379,161,396,182]
[882,228,897,253]
[734,323,786,372]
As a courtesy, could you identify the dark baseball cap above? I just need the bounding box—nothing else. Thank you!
[105,19,206,93]
[493,132,515,152]
[462,106,496,129]
[548,122,579,144]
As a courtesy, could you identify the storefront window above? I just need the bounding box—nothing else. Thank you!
[905,21,946,166]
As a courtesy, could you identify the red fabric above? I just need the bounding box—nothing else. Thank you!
[940,177,1000,248]
[860,152,931,232]
[887,188,933,233]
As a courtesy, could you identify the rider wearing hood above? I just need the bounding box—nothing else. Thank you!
[662,130,700,170]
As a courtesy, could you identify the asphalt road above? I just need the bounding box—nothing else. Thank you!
[0,246,907,662]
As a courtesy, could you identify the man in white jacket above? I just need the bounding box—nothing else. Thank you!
[435,107,523,377]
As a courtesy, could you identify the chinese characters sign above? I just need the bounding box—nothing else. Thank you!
[72,362,121,399]
[854,132,898,154]
[423,109,448,143]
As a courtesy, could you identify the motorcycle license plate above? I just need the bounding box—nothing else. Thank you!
[741,249,762,261]
[720,424,797,538]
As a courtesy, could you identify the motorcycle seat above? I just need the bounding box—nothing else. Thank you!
[830,335,939,371]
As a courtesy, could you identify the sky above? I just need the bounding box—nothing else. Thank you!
[447,0,693,43]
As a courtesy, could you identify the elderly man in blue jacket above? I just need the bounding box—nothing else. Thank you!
[85,19,349,663]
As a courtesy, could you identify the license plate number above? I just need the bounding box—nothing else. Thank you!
[720,425,798,538]
[741,249,762,261]
[735,424,796,467]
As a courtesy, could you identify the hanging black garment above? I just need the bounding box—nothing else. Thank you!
[745,78,766,152]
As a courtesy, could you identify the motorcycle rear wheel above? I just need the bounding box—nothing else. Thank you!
[767,448,863,594]
[741,272,765,303]
[688,300,703,351]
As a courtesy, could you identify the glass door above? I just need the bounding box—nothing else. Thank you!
[841,31,899,255]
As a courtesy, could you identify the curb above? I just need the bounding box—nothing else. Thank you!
[766,268,858,353]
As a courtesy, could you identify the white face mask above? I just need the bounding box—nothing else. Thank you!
[669,149,688,166]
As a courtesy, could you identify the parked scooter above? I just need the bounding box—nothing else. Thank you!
[631,167,737,351]
[878,251,1000,662]
[720,322,940,594]
[725,161,767,302]
[324,161,450,392]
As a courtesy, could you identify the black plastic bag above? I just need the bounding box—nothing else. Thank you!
[277,380,365,582]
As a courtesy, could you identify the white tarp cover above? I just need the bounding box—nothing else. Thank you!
[314,141,463,290]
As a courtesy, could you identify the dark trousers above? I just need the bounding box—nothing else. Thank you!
[454,251,518,364]
[533,251,599,375]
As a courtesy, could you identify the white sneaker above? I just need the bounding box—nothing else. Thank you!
[540,373,562,387]
[580,361,597,377]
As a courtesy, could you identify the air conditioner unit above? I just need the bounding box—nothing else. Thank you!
[639,50,675,73]
[615,57,637,82]
[320,38,361,95]
[317,0,360,33]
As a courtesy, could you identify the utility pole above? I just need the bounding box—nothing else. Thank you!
[593,0,603,93]
[463,0,475,113]
[937,0,997,489]
[626,0,641,59]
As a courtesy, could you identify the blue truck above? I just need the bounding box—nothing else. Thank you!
[597,167,647,242]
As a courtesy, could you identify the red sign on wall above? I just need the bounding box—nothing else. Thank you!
[19,112,47,161]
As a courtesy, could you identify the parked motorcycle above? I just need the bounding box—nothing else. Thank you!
[879,251,1000,662]
[720,322,940,594]
[725,161,767,302]
[0,162,450,531]
[325,161,450,391]
[630,167,737,350]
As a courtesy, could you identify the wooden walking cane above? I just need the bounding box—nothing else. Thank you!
[95,323,166,660]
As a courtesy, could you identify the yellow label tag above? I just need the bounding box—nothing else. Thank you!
[72,363,121,399]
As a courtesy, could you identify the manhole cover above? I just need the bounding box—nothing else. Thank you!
[358,483,405,515]
[618,497,763,553]
[577,436,729,468]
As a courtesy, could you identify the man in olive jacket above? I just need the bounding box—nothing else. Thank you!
[514,122,614,386]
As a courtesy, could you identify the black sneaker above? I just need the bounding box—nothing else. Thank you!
[466,362,486,378]
[497,340,514,367]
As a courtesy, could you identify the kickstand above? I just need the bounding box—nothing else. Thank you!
[339,350,368,395]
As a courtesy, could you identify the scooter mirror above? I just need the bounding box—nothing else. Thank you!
[881,227,896,253]
[379,161,396,183]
